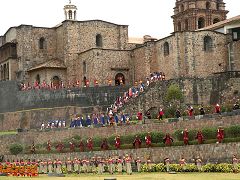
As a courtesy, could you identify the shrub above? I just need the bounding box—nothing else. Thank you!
[202,127,217,140]
[173,129,182,141]
[155,163,165,172]
[202,163,216,172]
[9,143,23,155]
[215,163,233,173]
[169,164,182,172]
[184,164,198,172]
[225,125,240,138]
[121,134,135,144]
[93,137,102,147]
[151,132,165,144]
[107,135,116,145]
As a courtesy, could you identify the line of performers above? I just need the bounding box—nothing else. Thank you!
[0,155,136,176]
[0,160,38,177]
[41,127,224,154]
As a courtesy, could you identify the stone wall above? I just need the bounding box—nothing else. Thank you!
[121,72,240,114]
[0,81,128,114]
[4,142,240,164]
[0,106,84,131]
[0,114,239,155]
[77,49,132,85]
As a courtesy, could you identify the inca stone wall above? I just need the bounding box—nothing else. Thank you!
[0,81,128,114]
[121,72,240,114]
[4,142,239,164]
[0,114,239,155]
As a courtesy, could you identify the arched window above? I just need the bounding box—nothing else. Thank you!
[180,4,184,12]
[213,18,220,24]
[185,19,189,30]
[39,37,45,49]
[96,34,103,47]
[69,10,72,19]
[206,2,211,10]
[52,76,60,88]
[198,17,205,29]
[74,11,76,20]
[204,36,213,52]
[163,42,170,56]
[83,61,86,74]
[115,73,125,86]
[178,22,182,31]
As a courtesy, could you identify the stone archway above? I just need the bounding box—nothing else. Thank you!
[115,73,125,86]
[52,76,60,88]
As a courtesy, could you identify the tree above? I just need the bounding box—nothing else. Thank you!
[165,84,183,103]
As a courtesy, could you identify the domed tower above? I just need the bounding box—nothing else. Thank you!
[64,0,77,20]
[172,0,228,32]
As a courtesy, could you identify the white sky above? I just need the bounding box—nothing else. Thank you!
[0,0,239,39]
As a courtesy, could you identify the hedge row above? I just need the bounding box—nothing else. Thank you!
[42,124,240,147]
[20,124,240,154]
[141,163,239,173]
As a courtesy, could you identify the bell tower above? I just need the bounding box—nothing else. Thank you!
[172,0,228,32]
[64,0,77,21]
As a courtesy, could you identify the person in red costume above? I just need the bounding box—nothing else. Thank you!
[87,137,93,151]
[183,129,189,145]
[115,135,121,149]
[217,126,224,143]
[188,106,194,117]
[163,133,173,146]
[215,104,221,114]
[145,132,152,147]
[133,135,142,149]
[46,140,51,151]
[69,141,75,152]
[56,142,64,152]
[196,130,204,144]
[79,139,85,152]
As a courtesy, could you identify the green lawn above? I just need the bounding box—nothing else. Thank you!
[1,173,240,180]
[0,131,17,136]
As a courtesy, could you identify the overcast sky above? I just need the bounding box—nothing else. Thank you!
[0,0,239,38]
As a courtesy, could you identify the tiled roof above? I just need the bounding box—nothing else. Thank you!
[199,15,240,31]
[28,59,67,72]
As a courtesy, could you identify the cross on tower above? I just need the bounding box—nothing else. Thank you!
[69,0,71,4]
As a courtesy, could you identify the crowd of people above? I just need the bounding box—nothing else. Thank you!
[40,120,66,130]
[34,126,226,156]
[111,72,165,113]
[1,153,239,176]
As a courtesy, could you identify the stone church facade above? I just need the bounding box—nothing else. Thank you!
[0,0,239,87]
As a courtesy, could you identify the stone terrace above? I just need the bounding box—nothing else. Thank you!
[0,112,239,155]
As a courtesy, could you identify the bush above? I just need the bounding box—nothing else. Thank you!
[121,134,135,144]
[93,137,102,147]
[225,125,240,138]
[155,163,165,172]
[202,127,217,140]
[184,164,198,172]
[215,163,233,173]
[169,164,182,172]
[9,143,23,155]
[151,132,165,144]
[202,163,216,172]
